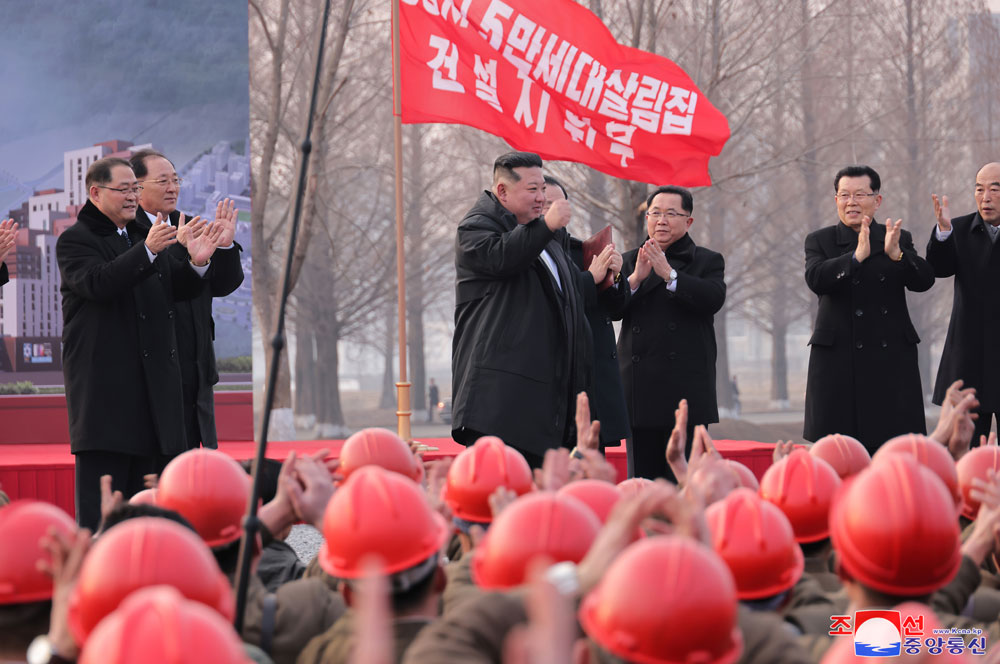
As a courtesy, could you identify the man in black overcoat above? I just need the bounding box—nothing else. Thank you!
[927,162,1000,442]
[803,165,934,454]
[131,149,244,450]
[57,157,223,528]
[613,186,726,480]
[544,175,630,450]
[451,152,592,467]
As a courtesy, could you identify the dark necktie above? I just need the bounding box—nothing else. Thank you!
[120,230,132,248]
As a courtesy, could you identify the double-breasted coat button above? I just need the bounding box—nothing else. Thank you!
[611,351,617,359]
[168,310,175,319]
[138,312,146,320]
[668,352,678,360]
[855,309,863,317]
[881,340,888,349]
[632,325,640,333]
[855,341,864,350]
[631,354,639,363]
[667,322,677,331]
[879,274,886,282]
[881,305,888,315]
[142,350,150,358]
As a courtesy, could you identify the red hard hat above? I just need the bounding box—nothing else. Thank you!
[129,488,158,506]
[339,428,423,483]
[157,449,250,547]
[876,434,961,509]
[444,436,534,523]
[724,460,760,491]
[80,586,250,664]
[956,445,1000,520]
[68,517,234,644]
[579,537,743,664]
[707,488,804,600]
[559,479,622,524]
[810,434,871,479]
[831,453,961,596]
[760,449,841,543]
[617,477,655,497]
[471,492,601,590]
[318,465,449,579]
[0,501,76,605]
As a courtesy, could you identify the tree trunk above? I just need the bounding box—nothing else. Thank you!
[405,126,428,413]
[379,301,396,409]
[316,323,347,437]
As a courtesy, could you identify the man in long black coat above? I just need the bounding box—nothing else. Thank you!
[451,152,591,467]
[543,175,631,450]
[613,186,726,480]
[131,149,244,450]
[927,162,1000,442]
[803,165,934,454]
[57,157,223,528]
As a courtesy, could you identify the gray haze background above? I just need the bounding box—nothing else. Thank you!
[0,0,250,212]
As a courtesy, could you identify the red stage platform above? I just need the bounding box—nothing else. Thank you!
[0,392,777,517]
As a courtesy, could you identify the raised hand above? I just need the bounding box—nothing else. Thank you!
[641,238,672,281]
[0,218,18,263]
[98,474,123,533]
[186,216,226,267]
[932,194,952,232]
[213,198,238,247]
[884,218,903,261]
[665,399,689,485]
[176,212,206,247]
[574,391,601,452]
[854,215,872,262]
[772,440,796,464]
[628,250,653,289]
[588,244,614,284]
[144,214,178,254]
[544,198,571,232]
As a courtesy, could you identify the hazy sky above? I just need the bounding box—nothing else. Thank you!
[0,1,249,213]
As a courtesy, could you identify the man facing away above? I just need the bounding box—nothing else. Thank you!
[451,151,591,468]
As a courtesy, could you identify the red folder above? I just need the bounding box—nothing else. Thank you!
[583,224,615,291]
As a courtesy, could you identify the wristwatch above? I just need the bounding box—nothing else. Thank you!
[665,268,678,288]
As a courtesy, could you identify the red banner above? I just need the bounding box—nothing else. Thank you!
[397,0,730,186]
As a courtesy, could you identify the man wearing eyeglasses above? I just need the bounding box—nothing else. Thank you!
[803,165,934,454]
[613,186,726,480]
[56,156,225,529]
[130,149,244,451]
[927,162,1000,444]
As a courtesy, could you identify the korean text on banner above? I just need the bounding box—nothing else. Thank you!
[397,0,731,186]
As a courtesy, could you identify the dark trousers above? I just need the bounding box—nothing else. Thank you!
[973,411,997,448]
[453,427,549,470]
[628,423,696,483]
[74,450,167,530]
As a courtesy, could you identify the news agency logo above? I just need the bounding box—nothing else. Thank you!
[829,610,988,656]
[852,610,903,657]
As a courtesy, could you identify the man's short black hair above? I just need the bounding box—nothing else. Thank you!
[493,151,543,185]
[129,148,171,179]
[646,185,693,214]
[543,175,568,200]
[85,157,133,190]
[834,165,881,193]
[99,503,197,536]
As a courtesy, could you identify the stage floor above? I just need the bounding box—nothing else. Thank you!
[0,437,776,518]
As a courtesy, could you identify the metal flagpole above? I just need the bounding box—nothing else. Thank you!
[232,0,333,632]
[392,0,412,442]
